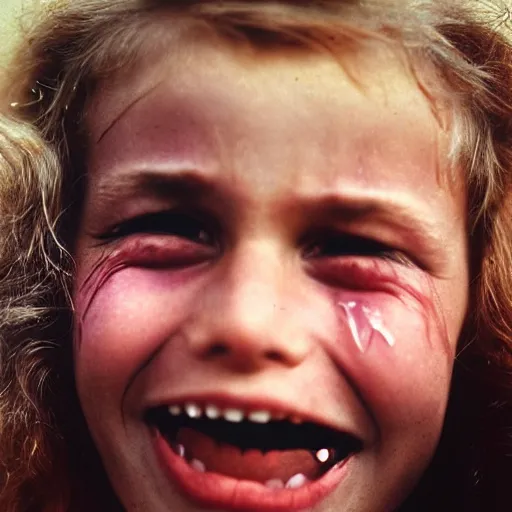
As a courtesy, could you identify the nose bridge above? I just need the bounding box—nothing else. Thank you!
[191,239,310,370]
[225,241,284,331]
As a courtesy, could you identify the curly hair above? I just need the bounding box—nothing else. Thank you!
[1,1,512,511]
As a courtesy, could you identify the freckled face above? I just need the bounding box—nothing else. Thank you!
[74,34,468,512]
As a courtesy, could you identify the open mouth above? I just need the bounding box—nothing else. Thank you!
[145,402,362,489]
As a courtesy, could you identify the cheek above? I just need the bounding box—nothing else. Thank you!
[73,267,199,403]
[325,274,461,439]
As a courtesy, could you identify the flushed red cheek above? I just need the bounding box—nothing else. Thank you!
[314,257,452,355]
[323,263,454,430]
[75,238,215,319]
[74,240,211,364]
[335,280,450,356]
[73,264,207,412]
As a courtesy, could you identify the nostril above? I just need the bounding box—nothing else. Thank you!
[203,344,285,363]
[205,343,229,357]
[264,350,285,363]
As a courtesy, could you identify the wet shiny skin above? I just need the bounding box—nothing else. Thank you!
[73,32,469,512]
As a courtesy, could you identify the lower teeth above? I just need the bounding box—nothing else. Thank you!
[174,441,316,490]
[265,479,285,489]
[190,459,206,473]
[316,448,331,463]
[169,435,341,486]
[285,473,309,489]
[264,474,310,490]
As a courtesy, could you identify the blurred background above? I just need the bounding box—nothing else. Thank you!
[0,0,38,69]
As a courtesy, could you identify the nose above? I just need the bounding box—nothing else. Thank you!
[185,241,312,373]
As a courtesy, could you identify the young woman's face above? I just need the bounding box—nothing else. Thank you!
[74,32,469,512]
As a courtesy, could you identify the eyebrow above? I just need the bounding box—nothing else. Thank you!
[297,195,447,266]
[95,170,222,205]
[93,170,448,267]
[300,195,436,233]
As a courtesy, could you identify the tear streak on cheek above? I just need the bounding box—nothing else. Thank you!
[339,300,394,353]
[335,272,451,357]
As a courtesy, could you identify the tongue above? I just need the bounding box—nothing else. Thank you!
[177,428,321,483]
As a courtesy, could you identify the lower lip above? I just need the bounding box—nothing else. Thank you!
[152,429,353,512]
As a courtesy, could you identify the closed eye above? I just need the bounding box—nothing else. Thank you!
[98,210,217,246]
[304,232,410,265]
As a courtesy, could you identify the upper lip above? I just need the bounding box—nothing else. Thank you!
[143,392,365,442]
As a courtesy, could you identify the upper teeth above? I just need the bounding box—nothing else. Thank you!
[223,408,244,423]
[184,403,202,419]
[168,405,181,416]
[168,402,299,424]
[205,404,221,419]
[248,410,272,424]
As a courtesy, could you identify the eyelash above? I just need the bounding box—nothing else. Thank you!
[99,211,409,265]
[99,210,217,246]
[304,232,409,265]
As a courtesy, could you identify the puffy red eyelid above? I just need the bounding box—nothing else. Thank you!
[76,235,218,323]
[306,255,415,292]
[107,234,219,268]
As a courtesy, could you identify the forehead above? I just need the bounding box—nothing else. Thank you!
[85,27,462,209]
